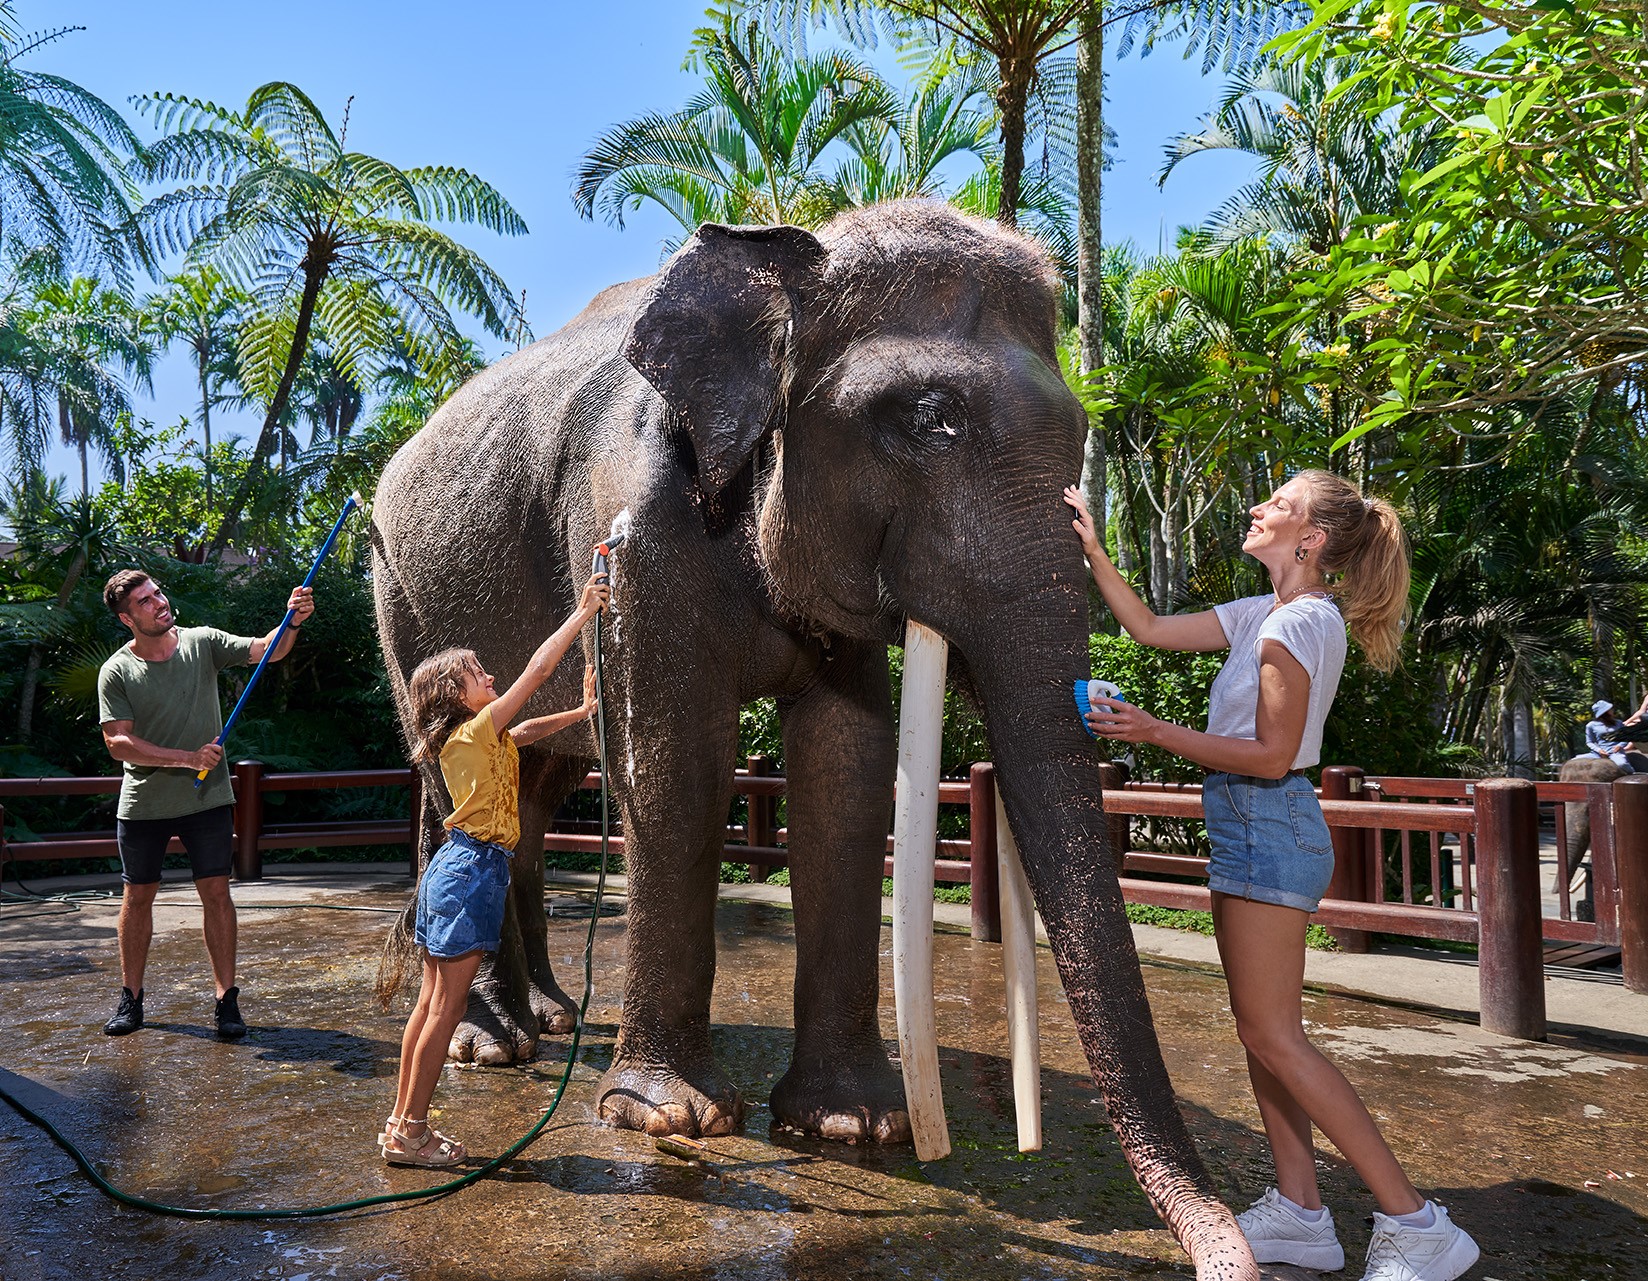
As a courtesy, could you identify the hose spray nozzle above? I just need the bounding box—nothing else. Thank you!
[592,508,632,576]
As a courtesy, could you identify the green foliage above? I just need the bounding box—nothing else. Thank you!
[1273,0,1648,443]
[1123,900,1339,951]
[1089,632,1224,782]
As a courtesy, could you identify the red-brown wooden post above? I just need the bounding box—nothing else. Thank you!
[969,762,1001,942]
[232,759,264,882]
[746,755,775,884]
[1475,777,1545,1040]
[1096,760,1129,877]
[1612,775,1648,994]
[1320,766,1371,953]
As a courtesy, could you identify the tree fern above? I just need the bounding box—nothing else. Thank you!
[131,81,526,554]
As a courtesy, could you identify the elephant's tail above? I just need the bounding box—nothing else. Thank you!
[373,899,422,1010]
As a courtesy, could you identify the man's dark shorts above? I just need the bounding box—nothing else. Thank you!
[116,805,234,884]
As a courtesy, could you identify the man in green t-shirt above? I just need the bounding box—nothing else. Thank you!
[96,569,315,1038]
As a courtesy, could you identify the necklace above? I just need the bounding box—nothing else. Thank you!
[1274,583,1334,606]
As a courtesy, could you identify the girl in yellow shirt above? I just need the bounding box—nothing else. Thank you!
[380,572,609,1167]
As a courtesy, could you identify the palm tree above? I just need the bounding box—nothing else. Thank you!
[15,274,152,497]
[0,6,140,278]
[1157,54,1452,254]
[817,47,996,207]
[132,81,526,554]
[143,266,246,510]
[764,1,1304,228]
[292,342,365,457]
[573,14,897,242]
[1096,237,1293,609]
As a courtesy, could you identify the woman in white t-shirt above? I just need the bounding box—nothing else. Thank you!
[1063,471,1479,1281]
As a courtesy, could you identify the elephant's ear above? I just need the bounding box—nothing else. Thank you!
[624,222,824,494]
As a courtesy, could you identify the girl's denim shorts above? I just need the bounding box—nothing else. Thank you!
[1203,771,1335,913]
[415,828,512,959]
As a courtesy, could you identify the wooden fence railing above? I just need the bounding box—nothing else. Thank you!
[4,761,1645,1031]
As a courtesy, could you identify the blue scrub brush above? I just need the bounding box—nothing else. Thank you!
[1074,679,1126,739]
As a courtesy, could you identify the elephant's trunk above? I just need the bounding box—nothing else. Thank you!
[962,621,1257,1281]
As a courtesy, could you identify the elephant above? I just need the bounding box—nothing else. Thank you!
[1554,750,1648,897]
[369,201,1254,1278]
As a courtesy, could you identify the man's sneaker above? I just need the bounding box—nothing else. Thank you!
[214,986,247,1039]
[103,987,144,1036]
[1236,1186,1345,1271]
[1361,1202,1479,1281]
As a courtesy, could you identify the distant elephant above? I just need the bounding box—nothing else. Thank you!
[370,202,1253,1277]
[1555,751,1648,892]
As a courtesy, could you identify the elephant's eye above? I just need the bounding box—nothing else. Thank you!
[879,387,968,445]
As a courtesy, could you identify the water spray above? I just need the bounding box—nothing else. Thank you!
[592,508,631,578]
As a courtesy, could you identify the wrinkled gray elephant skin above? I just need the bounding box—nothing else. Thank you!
[370,202,1256,1278]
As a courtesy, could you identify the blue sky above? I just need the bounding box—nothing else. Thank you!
[29,0,1256,489]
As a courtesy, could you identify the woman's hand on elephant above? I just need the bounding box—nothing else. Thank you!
[1062,485,1101,559]
[1085,698,1159,744]
[580,573,611,618]
[581,665,597,717]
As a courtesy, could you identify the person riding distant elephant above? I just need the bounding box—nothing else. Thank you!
[1555,748,1648,895]
[371,202,1258,1278]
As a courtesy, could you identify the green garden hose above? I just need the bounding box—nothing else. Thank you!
[0,610,617,1220]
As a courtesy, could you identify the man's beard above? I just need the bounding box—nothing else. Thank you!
[134,615,174,639]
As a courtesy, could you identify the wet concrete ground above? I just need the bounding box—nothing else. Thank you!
[2,871,1646,1281]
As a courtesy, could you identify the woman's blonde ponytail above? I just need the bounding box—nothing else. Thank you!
[1296,471,1410,672]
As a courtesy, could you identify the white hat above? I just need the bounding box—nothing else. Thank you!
[1593,700,1614,717]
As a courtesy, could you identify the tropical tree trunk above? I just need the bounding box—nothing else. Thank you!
[994,56,1031,228]
[1147,501,1170,613]
[1075,9,1106,545]
[210,265,326,555]
[1161,483,1185,607]
[198,340,214,511]
[1512,699,1534,778]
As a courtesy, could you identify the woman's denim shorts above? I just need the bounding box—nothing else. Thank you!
[1203,771,1335,912]
[415,828,512,959]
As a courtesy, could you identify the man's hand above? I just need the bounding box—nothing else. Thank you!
[581,665,598,718]
[191,742,225,772]
[287,585,315,626]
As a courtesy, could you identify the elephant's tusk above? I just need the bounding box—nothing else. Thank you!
[891,618,951,1162]
[995,792,1042,1153]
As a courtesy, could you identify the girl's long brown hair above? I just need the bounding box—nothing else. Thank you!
[1297,469,1410,672]
[407,647,480,763]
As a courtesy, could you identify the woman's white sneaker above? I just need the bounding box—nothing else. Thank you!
[1236,1187,1346,1271]
[1360,1202,1479,1281]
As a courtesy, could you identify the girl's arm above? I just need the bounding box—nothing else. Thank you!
[510,667,598,746]
[491,575,609,730]
[1064,486,1226,652]
[1085,639,1311,779]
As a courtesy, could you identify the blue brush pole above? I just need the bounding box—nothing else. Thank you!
[194,491,365,788]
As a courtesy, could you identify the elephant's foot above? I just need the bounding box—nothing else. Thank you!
[449,981,538,1066]
[527,962,579,1036]
[769,1046,911,1144]
[596,1049,745,1137]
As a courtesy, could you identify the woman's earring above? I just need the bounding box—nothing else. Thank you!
[1294,545,1310,563]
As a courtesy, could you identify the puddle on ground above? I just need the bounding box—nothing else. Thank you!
[2,891,1645,1280]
